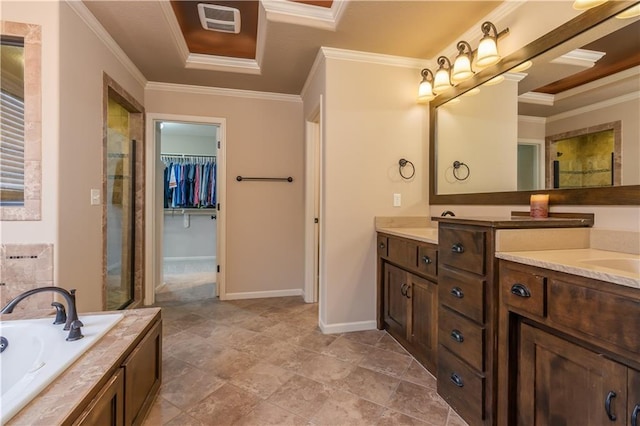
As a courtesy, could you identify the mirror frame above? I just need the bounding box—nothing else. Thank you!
[429,2,640,205]
[0,21,42,220]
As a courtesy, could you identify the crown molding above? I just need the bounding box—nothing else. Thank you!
[518,115,547,125]
[146,81,301,103]
[548,90,639,123]
[185,54,262,75]
[159,0,190,64]
[551,48,606,67]
[519,92,555,106]
[556,65,640,101]
[262,0,348,30]
[65,0,147,87]
[320,47,428,69]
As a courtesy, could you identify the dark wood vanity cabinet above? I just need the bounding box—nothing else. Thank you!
[436,223,493,426]
[378,234,438,373]
[73,317,162,426]
[498,260,640,425]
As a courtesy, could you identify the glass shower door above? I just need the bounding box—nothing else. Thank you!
[106,97,135,309]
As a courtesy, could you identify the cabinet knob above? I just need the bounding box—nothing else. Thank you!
[379,242,386,249]
[450,329,464,343]
[451,243,464,254]
[510,283,532,298]
[605,391,617,421]
[631,404,639,426]
[450,373,464,388]
[422,255,432,265]
[450,287,464,299]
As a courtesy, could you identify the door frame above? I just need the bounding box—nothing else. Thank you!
[304,96,323,304]
[144,113,227,305]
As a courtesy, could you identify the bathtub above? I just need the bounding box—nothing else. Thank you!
[0,313,124,424]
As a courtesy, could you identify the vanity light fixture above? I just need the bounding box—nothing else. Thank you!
[417,68,436,103]
[452,41,474,83]
[433,56,453,92]
[476,21,502,67]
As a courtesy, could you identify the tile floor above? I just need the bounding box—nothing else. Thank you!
[144,296,468,426]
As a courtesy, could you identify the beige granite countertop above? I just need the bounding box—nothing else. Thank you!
[376,227,438,244]
[6,307,161,425]
[496,249,640,290]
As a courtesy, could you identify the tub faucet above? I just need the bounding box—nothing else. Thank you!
[0,286,84,341]
[441,210,456,217]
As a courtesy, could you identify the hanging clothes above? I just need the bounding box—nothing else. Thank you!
[161,155,217,208]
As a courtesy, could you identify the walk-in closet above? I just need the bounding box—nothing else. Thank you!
[156,122,218,303]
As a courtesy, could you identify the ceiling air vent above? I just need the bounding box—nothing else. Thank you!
[197,3,241,34]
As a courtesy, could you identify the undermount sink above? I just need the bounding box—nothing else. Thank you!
[578,258,640,275]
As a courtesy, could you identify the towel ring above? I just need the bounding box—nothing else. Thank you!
[452,161,470,181]
[399,158,415,180]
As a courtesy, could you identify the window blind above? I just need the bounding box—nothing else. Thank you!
[0,88,25,204]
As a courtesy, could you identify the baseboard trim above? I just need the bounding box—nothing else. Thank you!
[224,288,303,300]
[319,319,377,334]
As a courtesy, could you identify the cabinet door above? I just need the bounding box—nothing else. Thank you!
[408,273,437,372]
[123,320,162,426]
[74,369,124,426]
[630,369,640,426]
[384,263,408,338]
[518,323,627,426]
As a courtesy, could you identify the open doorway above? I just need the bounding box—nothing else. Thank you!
[304,99,322,305]
[144,114,227,306]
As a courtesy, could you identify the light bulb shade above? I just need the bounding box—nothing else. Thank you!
[417,80,435,103]
[433,56,452,92]
[616,3,640,18]
[452,54,473,83]
[572,0,607,10]
[476,35,500,67]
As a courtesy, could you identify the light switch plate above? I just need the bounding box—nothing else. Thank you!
[90,189,101,205]
[393,193,401,207]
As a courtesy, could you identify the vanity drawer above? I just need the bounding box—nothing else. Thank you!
[500,263,546,318]
[439,226,486,275]
[439,266,485,324]
[438,306,485,371]
[548,278,640,354]
[377,235,388,257]
[438,346,485,423]
[416,244,437,278]
[387,236,415,269]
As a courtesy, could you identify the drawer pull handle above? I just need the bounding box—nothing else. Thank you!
[631,404,639,426]
[422,255,432,265]
[605,391,617,421]
[400,283,408,296]
[450,287,464,299]
[450,373,464,388]
[451,243,464,254]
[450,329,464,343]
[379,242,386,249]
[510,283,531,298]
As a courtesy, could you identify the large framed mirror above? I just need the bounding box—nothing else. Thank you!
[0,21,42,220]
[429,2,640,205]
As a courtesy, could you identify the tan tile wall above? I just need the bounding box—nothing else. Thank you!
[0,244,53,312]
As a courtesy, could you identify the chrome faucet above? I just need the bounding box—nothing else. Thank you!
[1,286,84,341]
[441,210,456,217]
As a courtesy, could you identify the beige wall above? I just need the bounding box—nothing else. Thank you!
[1,1,59,244]
[145,87,305,296]
[318,54,428,329]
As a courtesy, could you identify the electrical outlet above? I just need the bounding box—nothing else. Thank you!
[393,193,401,207]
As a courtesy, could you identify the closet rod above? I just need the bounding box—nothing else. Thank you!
[160,153,216,158]
[236,176,293,183]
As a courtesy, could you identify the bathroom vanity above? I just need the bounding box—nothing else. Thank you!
[5,308,162,425]
[376,214,605,426]
[496,254,640,425]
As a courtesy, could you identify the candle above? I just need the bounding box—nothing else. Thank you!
[530,194,549,218]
